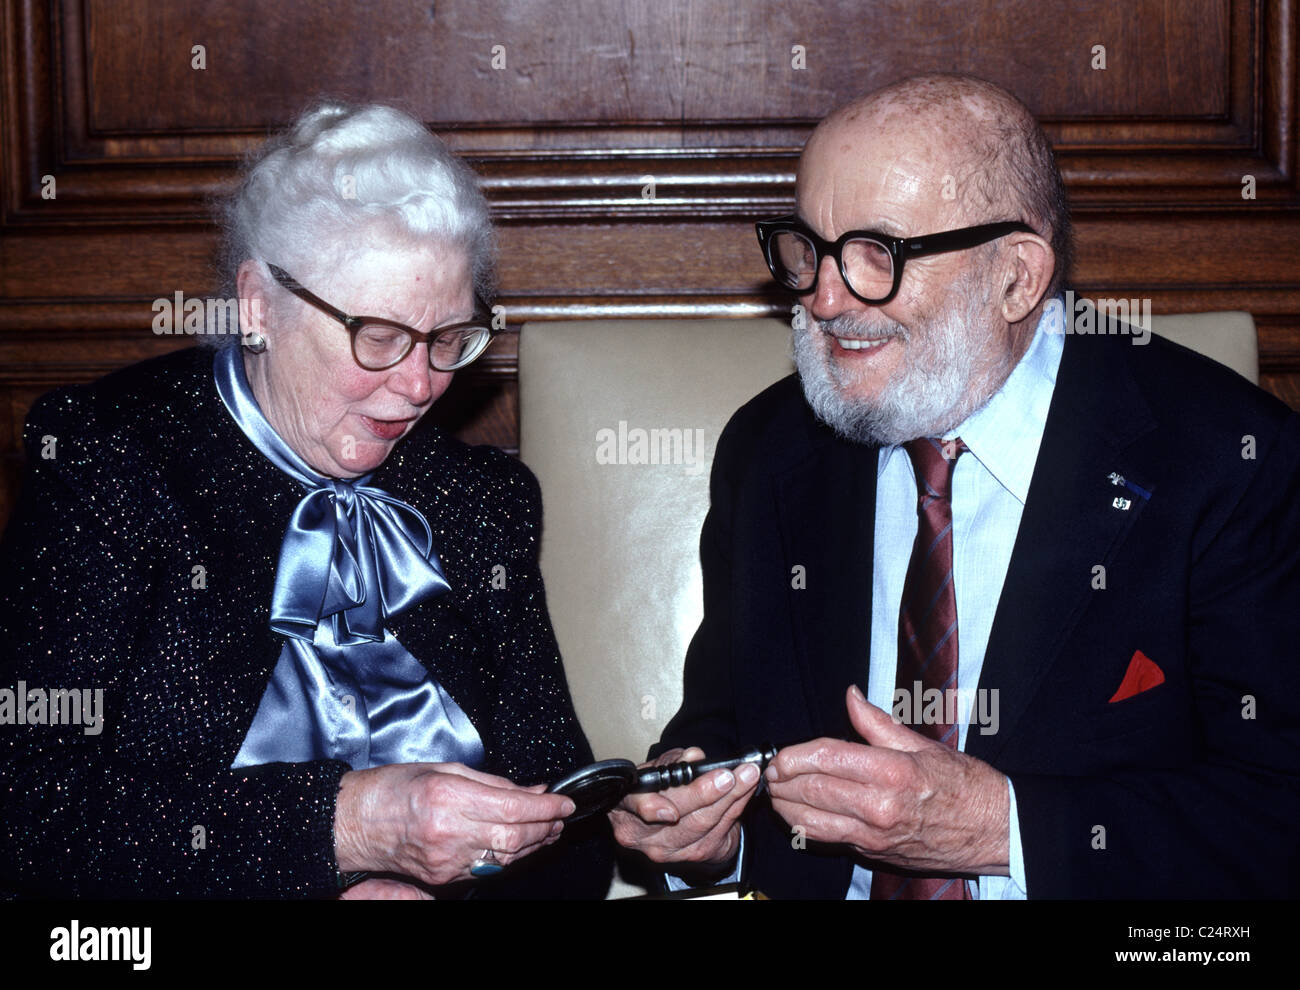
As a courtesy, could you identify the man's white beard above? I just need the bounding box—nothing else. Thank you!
[793,277,1009,446]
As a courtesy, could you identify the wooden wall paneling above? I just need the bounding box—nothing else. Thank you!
[1,0,1299,531]
[8,0,1296,227]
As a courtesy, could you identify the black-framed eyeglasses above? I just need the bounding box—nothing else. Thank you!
[755,216,1037,306]
[266,263,495,372]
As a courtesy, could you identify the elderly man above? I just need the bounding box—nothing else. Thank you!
[610,73,1300,898]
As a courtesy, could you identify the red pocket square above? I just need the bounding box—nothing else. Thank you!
[1109,650,1166,702]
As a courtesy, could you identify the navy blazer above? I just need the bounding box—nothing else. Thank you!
[656,325,1300,898]
[0,348,611,898]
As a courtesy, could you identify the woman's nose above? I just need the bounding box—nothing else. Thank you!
[385,344,436,404]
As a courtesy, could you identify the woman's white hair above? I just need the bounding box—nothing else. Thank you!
[211,100,495,347]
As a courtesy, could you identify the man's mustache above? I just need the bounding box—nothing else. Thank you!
[810,313,910,342]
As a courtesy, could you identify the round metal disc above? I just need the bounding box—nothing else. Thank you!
[547,759,638,822]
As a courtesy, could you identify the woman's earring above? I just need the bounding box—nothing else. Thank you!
[242,332,267,354]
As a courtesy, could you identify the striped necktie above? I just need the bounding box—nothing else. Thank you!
[870,436,971,901]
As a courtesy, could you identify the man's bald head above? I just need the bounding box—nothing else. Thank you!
[805,74,1071,296]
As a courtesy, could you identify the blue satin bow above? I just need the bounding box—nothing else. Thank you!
[273,479,450,645]
[213,347,452,642]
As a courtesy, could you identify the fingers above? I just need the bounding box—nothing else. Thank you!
[619,790,681,825]
[616,762,743,825]
[768,794,873,852]
[766,737,903,788]
[689,801,745,863]
[676,765,756,817]
[845,685,935,753]
[609,761,762,865]
[763,739,908,849]
[616,746,711,825]
[691,766,756,846]
[766,743,923,833]
[492,819,565,865]
[359,765,575,886]
[450,777,572,868]
[430,762,528,789]
[432,761,577,804]
[767,767,878,830]
[478,814,565,866]
[462,779,575,826]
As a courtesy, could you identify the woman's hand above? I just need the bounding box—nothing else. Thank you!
[333,762,575,888]
[338,876,434,900]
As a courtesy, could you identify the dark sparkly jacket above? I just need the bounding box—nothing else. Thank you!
[0,347,612,898]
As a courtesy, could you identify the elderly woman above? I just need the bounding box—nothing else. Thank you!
[0,102,610,898]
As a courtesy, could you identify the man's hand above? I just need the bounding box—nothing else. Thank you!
[608,747,760,873]
[765,685,1010,875]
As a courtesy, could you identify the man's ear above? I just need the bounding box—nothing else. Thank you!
[997,234,1054,324]
[236,259,271,342]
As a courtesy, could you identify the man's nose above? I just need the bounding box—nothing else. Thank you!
[806,254,857,321]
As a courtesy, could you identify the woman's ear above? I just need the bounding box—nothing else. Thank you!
[236,260,271,344]
[998,234,1055,325]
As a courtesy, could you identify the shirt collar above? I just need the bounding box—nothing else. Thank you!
[877,299,1065,505]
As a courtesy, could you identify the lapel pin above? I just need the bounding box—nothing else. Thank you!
[1108,471,1152,502]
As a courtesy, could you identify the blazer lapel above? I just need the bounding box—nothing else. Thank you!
[969,332,1158,764]
[169,360,304,744]
[774,427,880,741]
[376,445,491,731]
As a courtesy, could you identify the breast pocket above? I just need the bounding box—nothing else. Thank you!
[1086,682,1172,742]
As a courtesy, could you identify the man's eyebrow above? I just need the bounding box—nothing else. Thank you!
[797,215,908,240]
[850,217,908,239]
[872,220,908,238]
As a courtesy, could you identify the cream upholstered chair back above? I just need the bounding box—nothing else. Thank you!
[519,319,794,767]
[519,311,1258,772]
[1147,311,1259,382]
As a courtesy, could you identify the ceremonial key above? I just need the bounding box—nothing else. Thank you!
[547,744,777,822]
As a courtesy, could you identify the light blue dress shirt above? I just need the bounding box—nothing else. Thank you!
[849,302,1064,899]
[671,302,1065,897]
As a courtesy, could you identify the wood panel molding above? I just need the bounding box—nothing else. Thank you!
[2,0,1299,529]
[3,0,1298,229]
